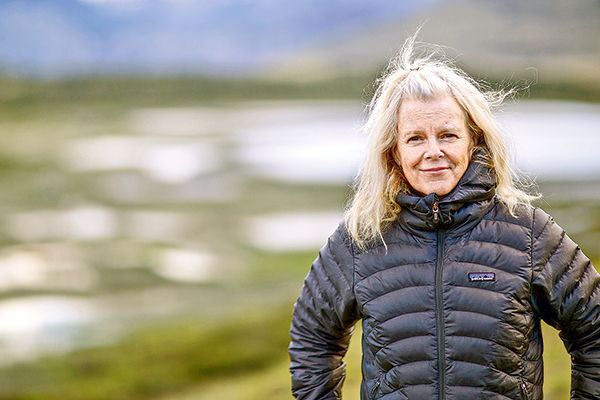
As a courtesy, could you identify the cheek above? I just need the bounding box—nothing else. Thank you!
[393,146,405,170]
[396,146,419,169]
[452,142,473,166]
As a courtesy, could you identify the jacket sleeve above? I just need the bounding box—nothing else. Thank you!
[289,223,360,400]
[530,208,600,400]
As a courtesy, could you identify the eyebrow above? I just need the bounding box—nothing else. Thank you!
[400,124,460,136]
[439,124,460,132]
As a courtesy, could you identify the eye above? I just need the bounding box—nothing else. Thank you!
[406,135,422,143]
[440,132,458,140]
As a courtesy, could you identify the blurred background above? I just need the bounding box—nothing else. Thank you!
[0,0,599,399]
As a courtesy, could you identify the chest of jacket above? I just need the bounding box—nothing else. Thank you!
[353,211,535,396]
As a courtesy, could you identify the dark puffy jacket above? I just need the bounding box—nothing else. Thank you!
[289,159,600,400]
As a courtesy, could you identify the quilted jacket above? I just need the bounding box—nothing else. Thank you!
[289,156,600,400]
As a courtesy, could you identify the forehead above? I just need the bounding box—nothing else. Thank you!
[398,96,466,131]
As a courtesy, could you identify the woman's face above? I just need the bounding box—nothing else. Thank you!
[395,96,473,196]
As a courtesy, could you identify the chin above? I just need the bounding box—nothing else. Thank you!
[424,186,453,197]
[415,177,458,197]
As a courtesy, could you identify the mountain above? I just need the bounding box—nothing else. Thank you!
[0,0,449,77]
[267,0,600,84]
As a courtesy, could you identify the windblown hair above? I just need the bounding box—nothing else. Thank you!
[345,35,535,248]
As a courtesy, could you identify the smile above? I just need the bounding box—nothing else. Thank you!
[421,167,449,174]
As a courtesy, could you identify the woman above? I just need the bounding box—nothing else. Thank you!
[289,36,600,400]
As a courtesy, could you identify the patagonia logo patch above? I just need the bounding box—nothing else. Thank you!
[468,272,495,282]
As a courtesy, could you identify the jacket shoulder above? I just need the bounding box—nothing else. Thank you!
[327,220,354,257]
[313,220,355,284]
[485,198,537,228]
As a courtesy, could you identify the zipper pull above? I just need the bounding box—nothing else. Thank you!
[370,380,381,399]
[520,381,528,398]
[432,201,440,225]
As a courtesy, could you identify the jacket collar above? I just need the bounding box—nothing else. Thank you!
[395,150,496,233]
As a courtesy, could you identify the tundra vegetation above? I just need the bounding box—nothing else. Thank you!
[0,72,594,400]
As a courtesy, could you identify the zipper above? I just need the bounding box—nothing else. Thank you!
[432,201,440,225]
[370,380,381,400]
[436,227,446,400]
[520,379,529,400]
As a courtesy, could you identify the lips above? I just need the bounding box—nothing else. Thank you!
[421,167,449,174]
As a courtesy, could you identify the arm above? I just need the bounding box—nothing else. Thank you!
[530,208,600,399]
[289,223,360,400]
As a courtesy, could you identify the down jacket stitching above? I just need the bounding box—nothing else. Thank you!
[361,285,433,310]
[290,161,600,399]
[557,253,587,305]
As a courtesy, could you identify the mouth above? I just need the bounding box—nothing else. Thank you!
[421,167,449,174]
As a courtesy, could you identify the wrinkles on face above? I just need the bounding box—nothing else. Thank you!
[395,96,473,196]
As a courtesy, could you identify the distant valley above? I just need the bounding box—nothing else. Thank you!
[268,0,600,84]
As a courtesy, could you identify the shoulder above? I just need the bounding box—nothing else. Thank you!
[485,197,560,239]
[492,197,562,239]
[331,219,352,247]
[320,220,355,265]
[486,197,535,226]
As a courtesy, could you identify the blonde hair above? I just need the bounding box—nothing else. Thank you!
[345,35,535,248]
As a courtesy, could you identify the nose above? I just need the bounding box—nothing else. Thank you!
[424,139,444,159]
